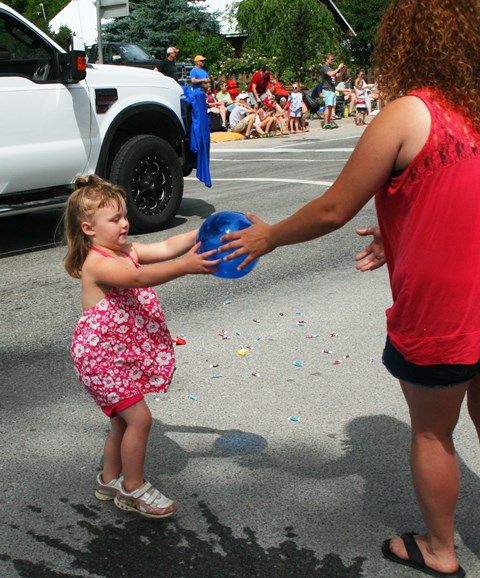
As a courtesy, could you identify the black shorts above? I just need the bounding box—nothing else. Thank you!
[382,335,480,387]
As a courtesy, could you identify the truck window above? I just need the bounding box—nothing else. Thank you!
[0,12,55,82]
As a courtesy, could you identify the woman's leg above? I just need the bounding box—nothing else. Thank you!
[102,415,126,482]
[118,400,153,492]
[349,93,357,115]
[467,373,480,439]
[218,104,227,125]
[389,380,469,573]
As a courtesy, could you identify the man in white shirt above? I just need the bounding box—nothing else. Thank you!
[229,93,256,138]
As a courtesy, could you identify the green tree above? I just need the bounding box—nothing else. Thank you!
[103,0,223,59]
[234,0,346,82]
[7,0,73,45]
[174,27,233,66]
[8,0,69,30]
[336,0,390,68]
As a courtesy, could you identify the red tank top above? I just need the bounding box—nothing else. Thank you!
[375,88,480,365]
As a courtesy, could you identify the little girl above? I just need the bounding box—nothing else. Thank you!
[288,84,304,133]
[354,79,368,125]
[65,175,219,519]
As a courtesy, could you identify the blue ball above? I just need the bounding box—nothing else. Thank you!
[196,211,259,279]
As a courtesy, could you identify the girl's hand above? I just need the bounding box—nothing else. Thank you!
[220,213,274,270]
[355,227,386,271]
[181,242,221,275]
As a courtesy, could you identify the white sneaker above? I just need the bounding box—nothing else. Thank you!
[114,480,177,519]
[94,472,124,501]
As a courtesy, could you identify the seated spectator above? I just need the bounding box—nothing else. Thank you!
[229,93,256,138]
[270,75,290,102]
[203,81,227,129]
[216,82,235,111]
[336,73,357,117]
[226,78,240,101]
[254,101,276,136]
[262,97,289,135]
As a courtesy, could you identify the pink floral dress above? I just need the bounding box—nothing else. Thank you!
[70,247,175,408]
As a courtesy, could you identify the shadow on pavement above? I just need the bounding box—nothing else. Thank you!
[0,197,216,258]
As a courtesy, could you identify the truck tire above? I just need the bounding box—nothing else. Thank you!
[109,135,183,233]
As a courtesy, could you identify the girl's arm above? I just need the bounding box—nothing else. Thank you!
[220,96,430,268]
[88,242,220,289]
[132,230,198,264]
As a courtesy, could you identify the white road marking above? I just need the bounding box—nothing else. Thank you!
[272,134,361,149]
[209,147,354,153]
[211,158,349,163]
[185,177,333,186]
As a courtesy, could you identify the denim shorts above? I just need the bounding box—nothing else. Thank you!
[382,335,480,387]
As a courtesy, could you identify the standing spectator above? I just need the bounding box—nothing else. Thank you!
[321,53,345,129]
[229,93,256,138]
[155,46,179,81]
[248,65,272,105]
[354,77,368,125]
[190,55,209,89]
[288,83,304,133]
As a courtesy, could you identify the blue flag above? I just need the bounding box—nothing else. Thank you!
[182,86,212,188]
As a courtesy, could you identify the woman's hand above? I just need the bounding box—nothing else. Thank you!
[180,242,221,275]
[220,213,274,270]
[355,227,386,271]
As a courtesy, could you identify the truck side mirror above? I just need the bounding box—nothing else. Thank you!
[60,36,87,83]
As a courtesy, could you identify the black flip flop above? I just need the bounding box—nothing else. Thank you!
[382,533,466,577]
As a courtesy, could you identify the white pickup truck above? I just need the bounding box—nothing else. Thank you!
[0,3,193,232]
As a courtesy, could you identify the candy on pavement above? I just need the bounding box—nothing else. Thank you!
[223,300,232,305]
[212,374,223,379]
[293,361,303,367]
[288,415,300,422]
[189,395,198,401]
[237,348,249,356]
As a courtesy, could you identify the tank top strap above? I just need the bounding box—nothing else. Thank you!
[121,251,141,269]
[91,246,140,268]
[91,246,115,259]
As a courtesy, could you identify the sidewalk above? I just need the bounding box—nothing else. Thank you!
[211,117,364,148]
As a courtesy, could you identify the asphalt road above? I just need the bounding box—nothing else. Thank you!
[1,119,479,578]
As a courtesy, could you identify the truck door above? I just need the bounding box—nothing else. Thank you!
[0,10,91,194]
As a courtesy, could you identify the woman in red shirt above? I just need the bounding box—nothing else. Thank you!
[221,1,479,576]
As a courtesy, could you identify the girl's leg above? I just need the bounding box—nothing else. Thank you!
[102,415,126,482]
[389,380,469,573]
[289,117,293,132]
[118,400,152,492]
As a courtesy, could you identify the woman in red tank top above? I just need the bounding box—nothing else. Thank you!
[221,1,480,576]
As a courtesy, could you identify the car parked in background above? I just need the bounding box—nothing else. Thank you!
[88,42,193,85]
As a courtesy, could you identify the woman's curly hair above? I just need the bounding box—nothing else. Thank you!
[373,0,480,132]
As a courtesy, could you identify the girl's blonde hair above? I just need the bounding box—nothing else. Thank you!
[64,175,126,278]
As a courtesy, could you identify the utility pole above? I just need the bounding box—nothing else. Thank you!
[96,0,104,63]
[39,2,47,21]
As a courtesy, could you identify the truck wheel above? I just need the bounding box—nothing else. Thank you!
[109,135,183,233]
